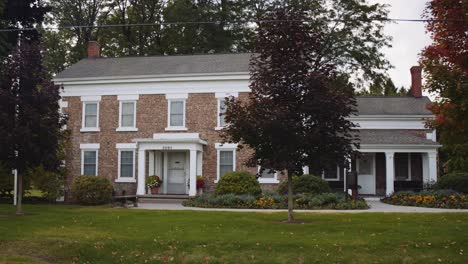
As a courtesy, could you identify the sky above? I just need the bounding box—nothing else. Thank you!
[368,0,432,91]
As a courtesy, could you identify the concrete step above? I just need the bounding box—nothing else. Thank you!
[138,198,187,204]
[138,194,189,199]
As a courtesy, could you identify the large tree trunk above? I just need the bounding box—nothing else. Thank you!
[15,173,23,215]
[287,173,294,222]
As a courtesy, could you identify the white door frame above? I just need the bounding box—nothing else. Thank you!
[357,153,376,195]
[165,151,188,195]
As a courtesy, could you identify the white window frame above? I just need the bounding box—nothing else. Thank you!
[257,166,279,184]
[80,96,101,132]
[394,153,412,181]
[115,143,137,183]
[215,92,238,130]
[165,94,188,131]
[80,143,100,176]
[116,95,139,132]
[215,143,237,182]
[321,166,340,181]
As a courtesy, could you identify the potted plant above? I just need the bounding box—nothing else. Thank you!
[147,175,162,194]
[196,176,205,195]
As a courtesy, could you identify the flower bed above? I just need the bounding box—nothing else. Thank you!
[382,190,468,209]
[182,192,369,210]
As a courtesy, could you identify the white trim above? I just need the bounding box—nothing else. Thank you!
[215,143,238,149]
[217,98,225,129]
[257,166,279,184]
[80,95,101,102]
[81,101,100,132]
[54,72,250,83]
[117,100,137,131]
[116,148,136,183]
[118,94,139,101]
[59,100,68,108]
[80,143,100,149]
[321,166,340,181]
[165,93,188,100]
[215,92,239,99]
[116,143,137,149]
[166,98,187,131]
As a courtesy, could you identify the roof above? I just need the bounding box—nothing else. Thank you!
[356,97,432,116]
[357,130,439,146]
[54,53,252,80]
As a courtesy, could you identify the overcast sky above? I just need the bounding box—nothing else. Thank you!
[369,0,432,90]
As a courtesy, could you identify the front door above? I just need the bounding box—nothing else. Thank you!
[166,152,187,194]
[357,153,376,195]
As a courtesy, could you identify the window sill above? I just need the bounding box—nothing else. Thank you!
[165,127,188,131]
[214,179,219,183]
[116,127,138,132]
[323,178,340,182]
[258,179,280,184]
[80,127,100,132]
[214,126,225,131]
[115,178,136,183]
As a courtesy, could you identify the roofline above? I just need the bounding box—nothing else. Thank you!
[359,144,442,149]
[53,71,250,84]
[349,114,435,119]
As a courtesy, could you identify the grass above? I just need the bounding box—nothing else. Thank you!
[0,205,467,264]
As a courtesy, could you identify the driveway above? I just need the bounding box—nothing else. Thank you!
[134,198,468,213]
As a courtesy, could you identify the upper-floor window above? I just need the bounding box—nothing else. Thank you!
[80,96,101,132]
[166,94,188,131]
[215,92,238,130]
[218,99,227,128]
[117,95,139,132]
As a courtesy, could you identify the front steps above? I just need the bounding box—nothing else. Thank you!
[137,194,189,204]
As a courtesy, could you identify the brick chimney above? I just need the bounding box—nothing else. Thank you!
[87,41,100,58]
[410,66,422,97]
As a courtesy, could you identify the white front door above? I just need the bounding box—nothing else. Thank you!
[357,153,376,195]
[166,152,187,194]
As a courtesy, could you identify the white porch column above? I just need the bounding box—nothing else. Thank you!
[428,151,438,184]
[385,152,395,196]
[137,149,146,195]
[196,151,203,176]
[148,151,155,176]
[189,150,197,196]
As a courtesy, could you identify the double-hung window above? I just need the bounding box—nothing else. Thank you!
[166,94,188,131]
[117,95,138,131]
[81,96,101,132]
[215,92,238,130]
[215,143,237,181]
[116,143,137,182]
[322,166,340,181]
[258,166,279,183]
[80,144,100,176]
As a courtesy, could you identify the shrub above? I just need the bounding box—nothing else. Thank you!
[28,166,64,202]
[215,171,261,196]
[434,172,468,193]
[71,176,113,205]
[0,162,14,198]
[278,174,331,194]
[382,190,468,209]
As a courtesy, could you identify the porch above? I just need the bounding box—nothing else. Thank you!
[134,133,206,197]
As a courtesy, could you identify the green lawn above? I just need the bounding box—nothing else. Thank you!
[0,205,467,264]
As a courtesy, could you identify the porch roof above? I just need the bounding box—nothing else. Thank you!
[357,130,440,146]
[133,133,207,145]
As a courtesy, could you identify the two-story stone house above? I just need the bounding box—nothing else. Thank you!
[54,41,440,198]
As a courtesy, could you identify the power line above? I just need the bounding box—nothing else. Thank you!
[0,18,466,32]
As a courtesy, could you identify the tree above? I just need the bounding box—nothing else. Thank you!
[420,0,468,173]
[0,41,66,214]
[222,7,360,222]
[356,76,409,96]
